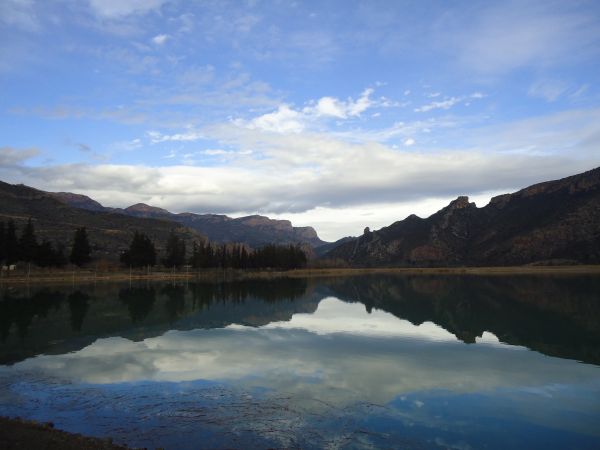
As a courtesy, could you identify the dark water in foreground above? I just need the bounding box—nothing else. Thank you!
[0,275,599,449]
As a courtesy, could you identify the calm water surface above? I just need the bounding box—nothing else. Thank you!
[1,275,599,449]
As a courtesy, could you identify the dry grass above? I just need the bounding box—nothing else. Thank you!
[1,265,599,286]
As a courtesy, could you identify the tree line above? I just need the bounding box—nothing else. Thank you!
[122,230,307,270]
[0,219,306,270]
[188,240,307,270]
[0,219,91,268]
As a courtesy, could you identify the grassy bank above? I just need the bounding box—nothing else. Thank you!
[0,416,137,450]
[1,265,600,286]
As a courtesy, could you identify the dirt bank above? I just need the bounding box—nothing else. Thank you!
[0,416,140,450]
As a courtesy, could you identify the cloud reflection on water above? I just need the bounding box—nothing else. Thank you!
[5,298,598,410]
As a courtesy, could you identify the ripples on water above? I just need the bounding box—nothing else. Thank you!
[1,275,600,449]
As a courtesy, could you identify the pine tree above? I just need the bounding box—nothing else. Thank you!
[19,218,38,263]
[70,227,91,267]
[54,244,68,267]
[121,231,156,267]
[36,240,67,267]
[162,231,186,268]
[36,240,55,267]
[240,246,249,269]
[0,221,5,264]
[4,220,19,264]
[189,241,204,268]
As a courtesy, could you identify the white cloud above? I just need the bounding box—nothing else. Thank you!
[202,149,228,156]
[200,149,253,158]
[0,146,40,165]
[404,138,415,146]
[313,96,346,118]
[151,33,170,45]
[2,107,599,240]
[245,104,305,133]
[329,117,458,144]
[308,88,374,119]
[415,97,461,113]
[239,88,380,134]
[147,129,204,143]
[414,93,484,113]
[110,138,142,151]
[347,88,374,116]
[528,79,569,102]
[88,0,167,19]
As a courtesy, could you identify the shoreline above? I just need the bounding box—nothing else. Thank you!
[0,416,135,450]
[1,265,600,285]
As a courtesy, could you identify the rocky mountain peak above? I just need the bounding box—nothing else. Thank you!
[125,203,170,215]
[50,192,106,212]
[326,167,600,266]
[448,196,472,210]
[238,215,293,229]
[489,194,511,209]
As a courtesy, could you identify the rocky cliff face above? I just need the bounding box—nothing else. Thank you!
[52,198,325,249]
[327,167,600,266]
[171,213,323,248]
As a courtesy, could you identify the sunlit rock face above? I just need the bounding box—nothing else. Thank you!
[327,167,600,266]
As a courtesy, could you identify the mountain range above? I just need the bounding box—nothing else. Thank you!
[0,181,326,260]
[327,167,600,266]
[49,193,325,248]
[0,181,204,261]
[1,166,599,266]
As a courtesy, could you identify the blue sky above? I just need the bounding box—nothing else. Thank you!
[1,0,600,240]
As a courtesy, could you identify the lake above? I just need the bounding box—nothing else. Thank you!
[1,274,599,449]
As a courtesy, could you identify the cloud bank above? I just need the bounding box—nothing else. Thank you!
[2,105,599,239]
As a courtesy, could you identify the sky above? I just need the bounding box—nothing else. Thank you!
[1,0,600,241]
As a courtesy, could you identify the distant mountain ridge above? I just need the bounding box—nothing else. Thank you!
[327,167,600,266]
[0,182,204,260]
[50,192,106,212]
[50,193,326,248]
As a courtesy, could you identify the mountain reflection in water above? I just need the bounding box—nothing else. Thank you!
[0,275,599,449]
[1,275,599,365]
